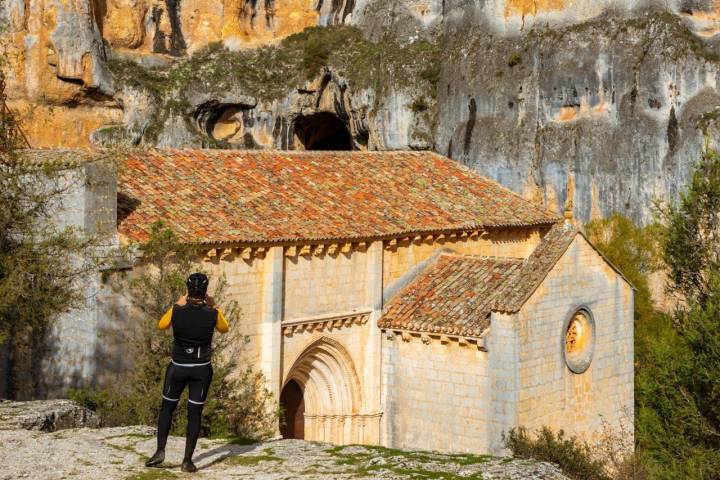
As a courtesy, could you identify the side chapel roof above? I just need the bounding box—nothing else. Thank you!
[378,222,581,337]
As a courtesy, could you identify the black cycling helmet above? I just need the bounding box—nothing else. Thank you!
[186,272,209,300]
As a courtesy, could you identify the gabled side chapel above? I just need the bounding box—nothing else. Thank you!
[21,148,633,454]
[117,149,634,454]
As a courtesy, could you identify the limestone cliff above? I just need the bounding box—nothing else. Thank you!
[3,0,720,221]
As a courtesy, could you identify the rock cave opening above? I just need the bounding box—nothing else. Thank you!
[194,102,255,146]
[293,112,353,150]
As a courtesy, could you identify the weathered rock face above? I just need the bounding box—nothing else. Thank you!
[4,0,720,222]
[94,26,440,153]
[2,0,120,147]
[437,10,720,224]
[0,399,100,431]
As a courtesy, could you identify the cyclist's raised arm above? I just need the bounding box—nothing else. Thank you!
[158,306,173,330]
[216,309,229,333]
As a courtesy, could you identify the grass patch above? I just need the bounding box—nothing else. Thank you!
[104,440,149,461]
[124,471,178,480]
[327,444,488,478]
[384,467,482,479]
[222,454,283,466]
[106,433,154,440]
[223,436,258,445]
[445,453,492,466]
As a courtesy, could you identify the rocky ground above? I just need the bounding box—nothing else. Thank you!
[0,401,568,479]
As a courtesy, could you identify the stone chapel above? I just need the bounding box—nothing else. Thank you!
[115,149,634,454]
[12,148,634,455]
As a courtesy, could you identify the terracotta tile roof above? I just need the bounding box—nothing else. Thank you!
[378,254,524,337]
[379,222,579,337]
[117,149,559,244]
[493,221,578,313]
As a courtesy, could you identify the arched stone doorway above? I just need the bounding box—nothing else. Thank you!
[293,112,353,150]
[282,336,365,444]
[280,379,305,439]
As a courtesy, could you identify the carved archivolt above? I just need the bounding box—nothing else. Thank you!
[282,335,381,444]
[283,336,362,416]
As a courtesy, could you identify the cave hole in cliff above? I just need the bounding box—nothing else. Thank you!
[293,112,353,150]
[195,102,255,145]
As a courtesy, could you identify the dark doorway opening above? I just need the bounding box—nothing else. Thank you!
[280,379,305,439]
[294,112,352,150]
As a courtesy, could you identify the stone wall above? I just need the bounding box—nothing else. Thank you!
[486,311,521,454]
[381,332,491,453]
[514,235,634,443]
[201,251,273,363]
[284,246,373,319]
[34,160,120,397]
[194,241,385,442]
[278,241,384,444]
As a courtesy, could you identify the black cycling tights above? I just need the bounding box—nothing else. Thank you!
[156,362,213,461]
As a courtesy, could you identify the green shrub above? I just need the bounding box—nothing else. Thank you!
[73,222,278,440]
[507,52,522,67]
[584,213,662,359]
[301,30,332,79]
[69,387,110,413]
[632,149,720,479]
[410,97,429,112]
[504,427,610,480]
[419,62,441,86]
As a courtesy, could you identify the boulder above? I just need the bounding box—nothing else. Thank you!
[0,399,100,432]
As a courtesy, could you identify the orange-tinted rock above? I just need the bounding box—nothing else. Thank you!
[680,0,720,38]
[101,0,150,50]
[504,0,571,19]
[222,0,320,47]
[8,101,122,147]
[2,0,113,105]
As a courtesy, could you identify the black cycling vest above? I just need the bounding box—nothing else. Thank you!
[170,303,218,364]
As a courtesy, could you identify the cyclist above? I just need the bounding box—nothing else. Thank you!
[145,272,229,473]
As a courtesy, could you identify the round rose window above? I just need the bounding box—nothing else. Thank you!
[563,309,595,374]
